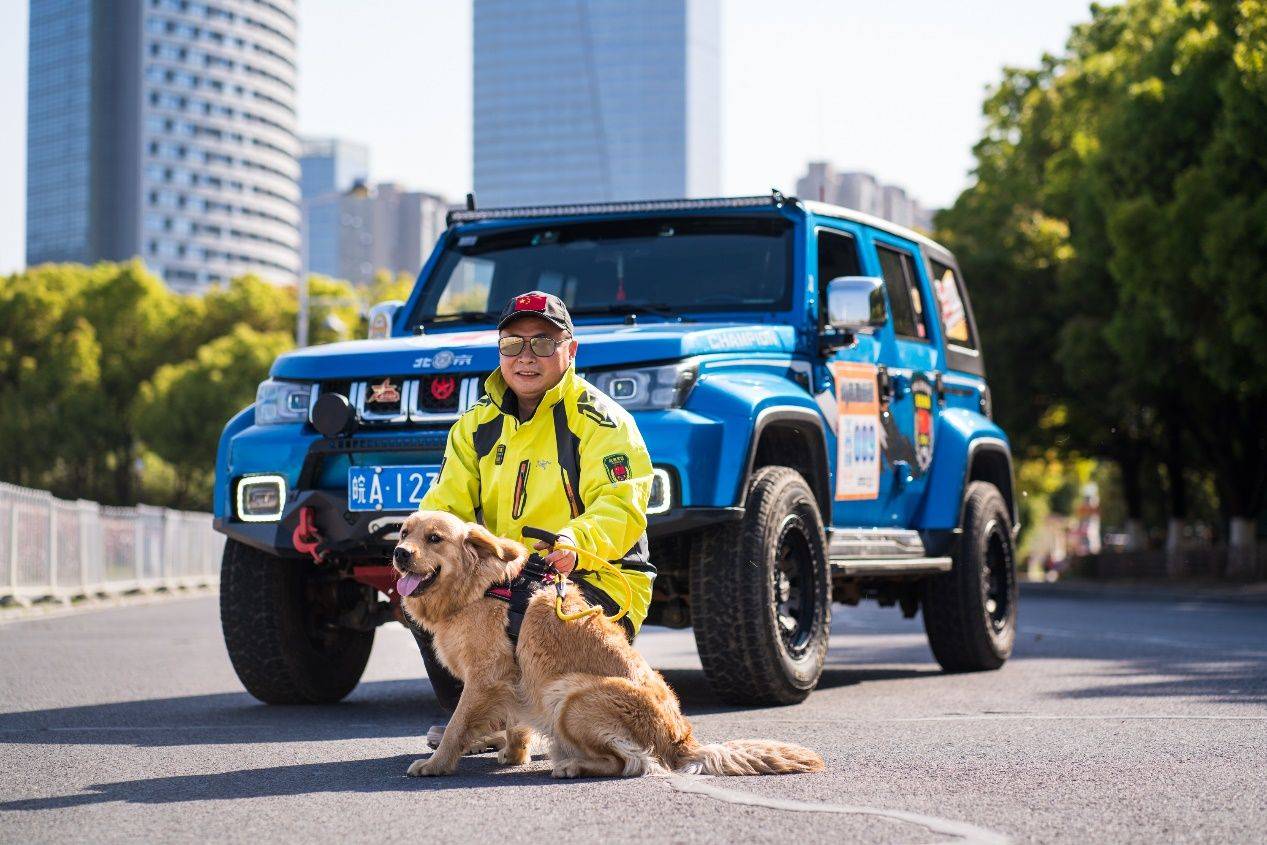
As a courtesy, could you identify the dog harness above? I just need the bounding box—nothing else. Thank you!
[484,553,557,643]
[484,551,635,644]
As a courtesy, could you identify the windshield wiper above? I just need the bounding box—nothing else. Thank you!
[570,302,678,319]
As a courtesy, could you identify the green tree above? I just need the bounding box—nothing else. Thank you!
[939,0,1267,566]
[134,325,293,508]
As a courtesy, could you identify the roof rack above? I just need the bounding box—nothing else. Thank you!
[446,193,790,226]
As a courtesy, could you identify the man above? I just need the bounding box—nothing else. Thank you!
[418,290,656,639]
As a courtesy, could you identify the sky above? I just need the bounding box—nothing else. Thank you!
[0,0,1094,275]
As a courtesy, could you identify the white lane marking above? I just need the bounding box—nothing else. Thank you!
[666,774,1010,845]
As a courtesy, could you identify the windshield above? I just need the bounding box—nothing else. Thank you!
[411,216,792,326]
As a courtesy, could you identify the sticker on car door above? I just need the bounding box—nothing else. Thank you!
[832,361,881,500]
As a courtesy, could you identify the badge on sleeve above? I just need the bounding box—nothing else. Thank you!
[603,453,631,483]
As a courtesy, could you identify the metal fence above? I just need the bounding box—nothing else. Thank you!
[0,482,224,605]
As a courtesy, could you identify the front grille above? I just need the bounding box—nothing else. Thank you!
[310,374,487,427]
[417,374,461,412]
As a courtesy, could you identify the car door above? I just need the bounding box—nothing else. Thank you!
[871,236,941,525]
[814,224,893,528]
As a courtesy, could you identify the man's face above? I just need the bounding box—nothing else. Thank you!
[498,315,577,402]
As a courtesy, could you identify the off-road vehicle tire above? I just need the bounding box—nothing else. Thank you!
[922,481,1017,672]
[411,627,463,713]
[691,466,830,705]
[220,539,374,704]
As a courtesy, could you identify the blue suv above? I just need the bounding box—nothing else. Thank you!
[215,194,1018,707]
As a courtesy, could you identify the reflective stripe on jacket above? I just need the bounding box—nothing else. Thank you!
[419,366,655,632]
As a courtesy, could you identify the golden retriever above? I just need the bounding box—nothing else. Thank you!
[393,510,824,778]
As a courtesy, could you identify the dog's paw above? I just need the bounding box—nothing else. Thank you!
[498,744,529,766]
[551,760,581,779]
[406,757,450,777]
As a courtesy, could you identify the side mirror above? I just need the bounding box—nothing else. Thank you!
[366,300,404,339]
[825,276,887,332]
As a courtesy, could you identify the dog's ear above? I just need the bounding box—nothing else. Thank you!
[464,524,521,563]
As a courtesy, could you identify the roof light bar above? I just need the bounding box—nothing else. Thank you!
[446,194,789,226]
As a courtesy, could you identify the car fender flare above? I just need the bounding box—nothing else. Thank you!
[739,406,832,518]
[960,436,1019,537]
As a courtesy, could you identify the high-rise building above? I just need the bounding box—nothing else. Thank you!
[25,0,300,292]
[303,183,450,285]
[299,136,369,199]
[473,0,721,207]
[795,162,933,231]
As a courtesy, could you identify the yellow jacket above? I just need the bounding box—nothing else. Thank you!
[419,366,655,631]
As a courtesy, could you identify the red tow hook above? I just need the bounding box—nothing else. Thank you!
[292,506,325,563]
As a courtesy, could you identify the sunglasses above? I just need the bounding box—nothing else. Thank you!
[498,334,571,357]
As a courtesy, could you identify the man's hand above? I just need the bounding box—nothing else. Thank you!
[534,529,577,575]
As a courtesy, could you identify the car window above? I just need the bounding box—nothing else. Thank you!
[816,229,862,325]
[415,217,792,324]
[876,244,928,340]
[928,258,976,349]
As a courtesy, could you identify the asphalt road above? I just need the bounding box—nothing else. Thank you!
[2,590,1265,844]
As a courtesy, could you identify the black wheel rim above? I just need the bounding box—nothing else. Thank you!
[982,519,1014,635]
[772,514,817,657]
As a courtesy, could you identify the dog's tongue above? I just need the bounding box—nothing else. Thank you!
[397,572,423,597]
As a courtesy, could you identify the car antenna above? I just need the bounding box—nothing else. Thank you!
[770,188,786,207]
[465,192,477,211]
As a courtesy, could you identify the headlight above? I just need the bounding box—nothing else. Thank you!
[236,474,286,522]
[588,362,697,410]
[254,379,314,425]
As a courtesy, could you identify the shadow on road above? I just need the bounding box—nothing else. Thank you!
[0,679,447,748]
[0,654,945,750]
[0,753,576,812]
[662,665,944,717]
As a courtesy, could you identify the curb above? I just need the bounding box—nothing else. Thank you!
[0,585,218,625]
[1019,579,1267,606]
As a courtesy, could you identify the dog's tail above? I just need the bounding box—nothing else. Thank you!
[676,738,824,776]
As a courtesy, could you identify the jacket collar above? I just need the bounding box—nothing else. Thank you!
[483,365,577,419]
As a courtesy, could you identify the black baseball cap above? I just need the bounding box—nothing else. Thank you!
[497,291,574,334]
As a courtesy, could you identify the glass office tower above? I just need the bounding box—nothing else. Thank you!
[299,137,370,200]
[473,0,721,207]
[26,0,301,291]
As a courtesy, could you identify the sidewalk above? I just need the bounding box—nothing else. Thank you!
[0,584,217,625]
[1020,578,1267,606]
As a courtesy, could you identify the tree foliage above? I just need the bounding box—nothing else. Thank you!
[938,0,1267,532]
[0,261,378,508]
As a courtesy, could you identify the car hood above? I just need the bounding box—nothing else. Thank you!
[270,322,797,380]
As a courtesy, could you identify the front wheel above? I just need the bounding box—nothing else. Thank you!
[922,481,1018,672]
[691,466,830,705]
[220,539,374,704]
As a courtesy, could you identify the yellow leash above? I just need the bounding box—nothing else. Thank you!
[549,542,633,624]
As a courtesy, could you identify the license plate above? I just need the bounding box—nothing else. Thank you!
[347,464,440,512]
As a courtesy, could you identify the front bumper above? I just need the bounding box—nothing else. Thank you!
[214,495,744,558]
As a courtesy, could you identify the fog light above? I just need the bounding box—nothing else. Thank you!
[648,468,672,515]
[237,475,286,522]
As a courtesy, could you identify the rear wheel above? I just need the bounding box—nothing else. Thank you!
[220,539,374,704]
[922,481,1017,671]
[691,466,830,705]
[411,627,463,713]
